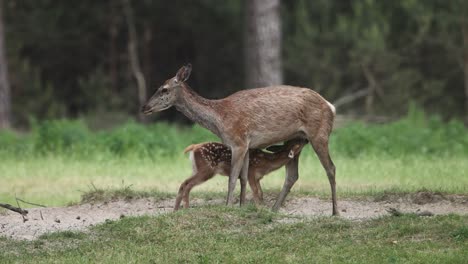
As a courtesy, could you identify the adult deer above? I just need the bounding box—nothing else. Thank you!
[174,139,307,211]
[142,64,338,215]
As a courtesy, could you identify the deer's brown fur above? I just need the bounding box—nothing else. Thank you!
[142,64,338,215]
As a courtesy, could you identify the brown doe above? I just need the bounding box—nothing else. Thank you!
[174,139,307,211]
[142,64,338,215]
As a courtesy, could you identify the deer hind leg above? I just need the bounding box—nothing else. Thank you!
[310,135,339,216]
[239,151,249,206]
[272,155,299,211]
[227,145,248,206]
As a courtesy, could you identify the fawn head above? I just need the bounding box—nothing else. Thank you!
[142,64,192,115]
[266,139,307,159]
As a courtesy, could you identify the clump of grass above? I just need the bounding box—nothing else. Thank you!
[38,231,87,240]
[79,183,172,204]
[451,226,468,242]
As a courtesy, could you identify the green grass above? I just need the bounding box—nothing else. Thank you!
[1,153,467,207]
[0,206,467,263]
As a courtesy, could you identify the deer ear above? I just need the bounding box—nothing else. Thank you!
[266,145,284,153]
[175,64,192,82]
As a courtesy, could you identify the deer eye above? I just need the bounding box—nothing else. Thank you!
[161,88,168,93]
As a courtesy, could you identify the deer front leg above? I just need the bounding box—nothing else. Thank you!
[272,156,299,211]
[227,146,248,206]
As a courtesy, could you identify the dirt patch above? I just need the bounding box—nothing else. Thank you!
[280,195,468,219]
[1,194,467,240]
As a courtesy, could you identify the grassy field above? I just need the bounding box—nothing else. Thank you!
[1,153,467,206]
[1,206,467,263]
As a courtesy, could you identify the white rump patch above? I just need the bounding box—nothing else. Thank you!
[326,101,336,116]
[189,151,197,174]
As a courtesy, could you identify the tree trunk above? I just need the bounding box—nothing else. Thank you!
[108,1,119,93]
[122,0,147,123]
[0,0,11,130]
[462,19,468,125]
[142,23,153,91]
[362,64,384,116]
[362,64,376,116]
[244,0,282,88]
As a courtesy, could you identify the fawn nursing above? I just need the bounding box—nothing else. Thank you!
[142,64,338,215]
[174,139,307,210]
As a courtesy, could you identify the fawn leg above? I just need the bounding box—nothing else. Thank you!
[181,174,211,209]
[256,179,264,203]
[227,146,248,205]
[175,177,194,211]
[248,173,262,205]
[174,172,213,211]
[272,156,299,211]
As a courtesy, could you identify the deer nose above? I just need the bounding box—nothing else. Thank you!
[141,105,151,113]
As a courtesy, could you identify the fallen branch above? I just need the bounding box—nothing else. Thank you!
[16,198,46,208]
[0,203,28,216]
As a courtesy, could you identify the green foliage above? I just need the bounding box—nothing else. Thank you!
[282,0,467,116]
[330,108,468,157]
[4,1,468,122]
[1,110,467,160]
[32,119,91,156]
[9,59,66,123]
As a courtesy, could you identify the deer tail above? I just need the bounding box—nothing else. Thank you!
[183,144,197,154]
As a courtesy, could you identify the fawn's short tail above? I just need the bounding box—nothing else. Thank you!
[183,143,207,154]
[183,144,197,154]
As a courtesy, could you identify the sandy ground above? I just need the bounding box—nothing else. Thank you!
[1,193,467,240]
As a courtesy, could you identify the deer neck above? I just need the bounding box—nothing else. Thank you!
[175,85,221,136]
[262,151,292,173]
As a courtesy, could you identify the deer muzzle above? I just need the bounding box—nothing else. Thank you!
[141,105,153,115]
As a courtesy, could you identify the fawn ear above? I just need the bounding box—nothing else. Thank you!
[175,64,192,82]
[266,145,284,153]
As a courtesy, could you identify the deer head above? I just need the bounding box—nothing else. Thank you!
[142,64,192,115]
